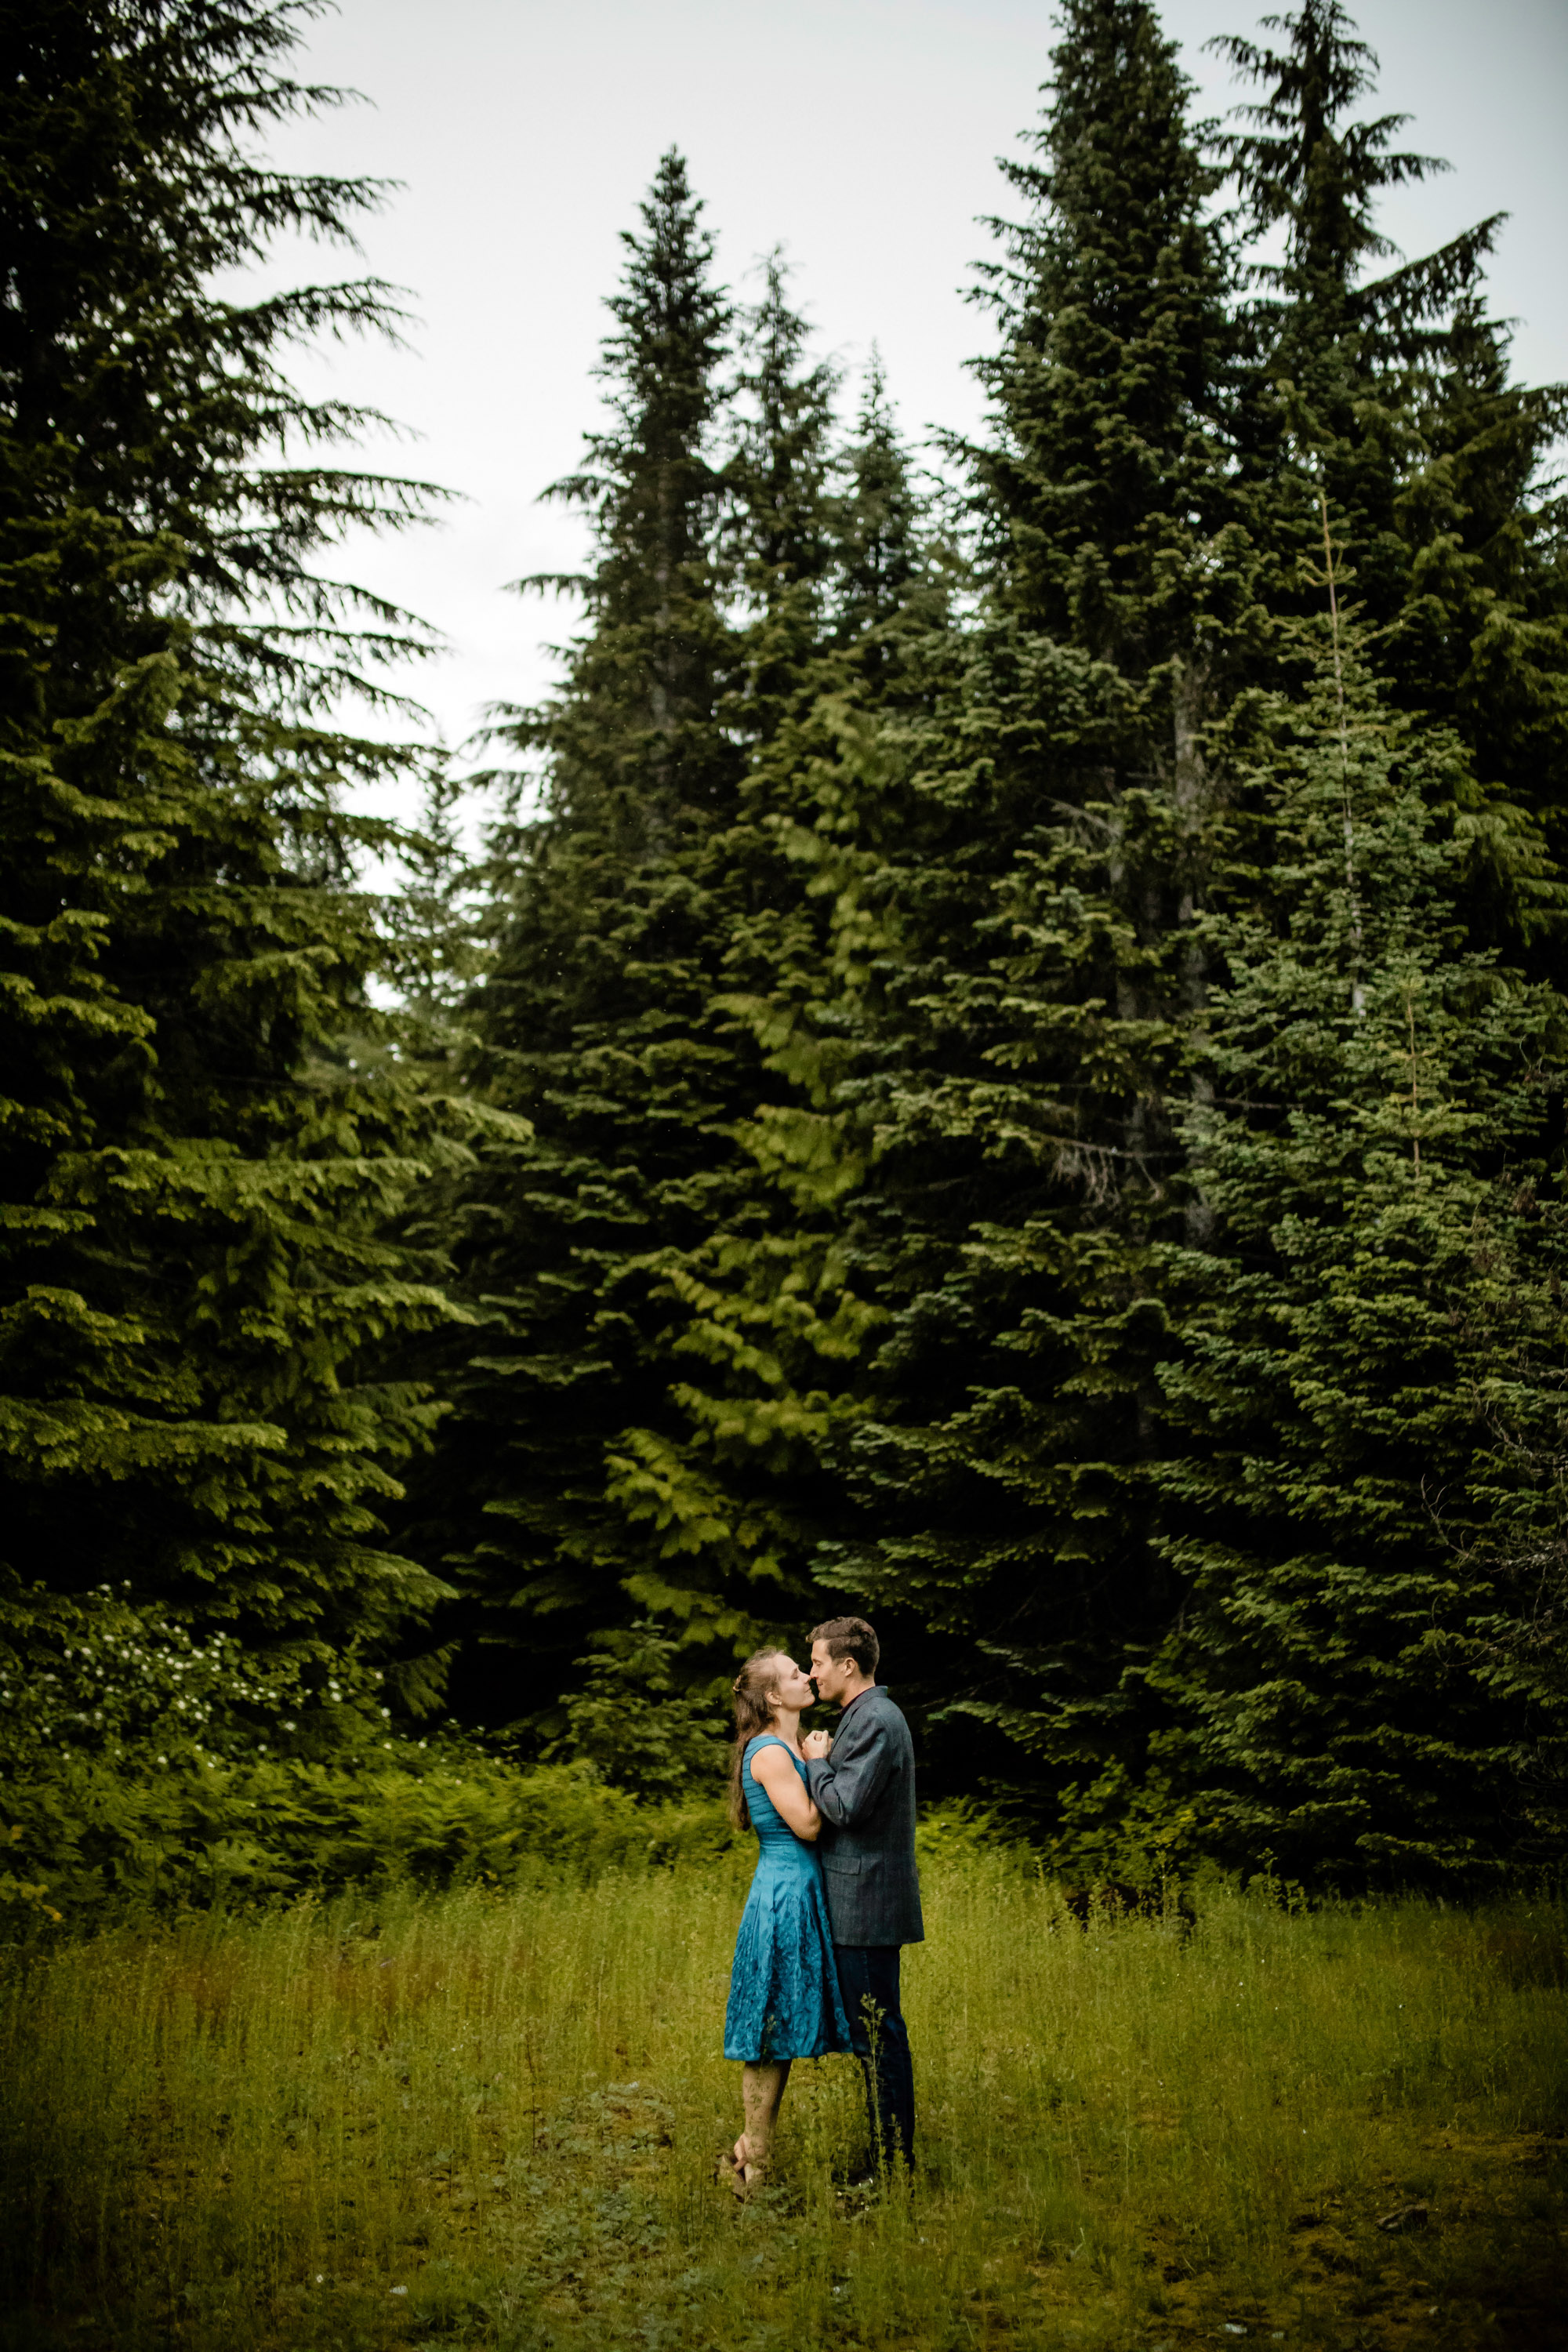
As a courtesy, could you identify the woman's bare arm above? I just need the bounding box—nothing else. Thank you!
[750,1743,822,1840]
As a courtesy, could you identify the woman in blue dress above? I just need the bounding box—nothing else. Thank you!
[722,1649,851,2194]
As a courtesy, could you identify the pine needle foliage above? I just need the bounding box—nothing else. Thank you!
[1149,623,1568,1884]
[0,0,463,1702]
[408,2,1568,1875]
[618,358,954,1733]
[1213,0,1568,929]
[816,0,1258,1787]
[433,214,951,1754]
[437,153,760,1733]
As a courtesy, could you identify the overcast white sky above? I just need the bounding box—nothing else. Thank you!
[254,0,1568,805]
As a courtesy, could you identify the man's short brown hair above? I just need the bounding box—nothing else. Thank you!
[811,1615,880,1679]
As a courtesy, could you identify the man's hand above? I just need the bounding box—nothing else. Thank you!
[801,1729,833,1760]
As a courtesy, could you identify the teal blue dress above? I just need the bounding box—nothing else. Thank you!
[724,1734,853,2063]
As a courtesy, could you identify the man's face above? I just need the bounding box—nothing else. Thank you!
[810,1639,854,1707]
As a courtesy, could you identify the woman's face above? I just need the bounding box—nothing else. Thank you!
[767,1654,817,1715]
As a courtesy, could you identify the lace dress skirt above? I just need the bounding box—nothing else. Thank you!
[724,1735,853,2063]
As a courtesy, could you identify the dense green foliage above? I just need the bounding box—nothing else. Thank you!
[425,191,946,1744]
[1149,639,1568,1882]
[1214,3,1568,898]
[0,0,473,1786]
[423,152,758,1726]
[5,0,1566,1904]
[818,0,1252,1799]
[430,0,1566,1881]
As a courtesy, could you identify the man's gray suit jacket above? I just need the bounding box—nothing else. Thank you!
[804,1686,924,1947]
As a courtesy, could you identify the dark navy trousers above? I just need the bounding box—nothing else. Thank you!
[833,1944,914,2172]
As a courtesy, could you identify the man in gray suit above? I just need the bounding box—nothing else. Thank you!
[800,1615,922,2174]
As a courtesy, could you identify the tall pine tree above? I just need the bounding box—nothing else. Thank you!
[432,233,950,1759]
[1214,0,1568,930]
[815,0,1259,1797]
[1149,622,1567,1884]
[590,350,953,1758]
[434,154,765,1734]
[1,0,459,1707]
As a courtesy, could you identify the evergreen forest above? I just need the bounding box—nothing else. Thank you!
[5,0,1568,1917]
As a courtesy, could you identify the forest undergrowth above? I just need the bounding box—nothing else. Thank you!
[2,1854,1564,2352]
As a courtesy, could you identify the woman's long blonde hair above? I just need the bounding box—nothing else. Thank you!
[728,1650,786,1831]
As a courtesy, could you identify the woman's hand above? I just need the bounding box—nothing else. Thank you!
[801,1729,832,1760]
[750,1743,822,1841]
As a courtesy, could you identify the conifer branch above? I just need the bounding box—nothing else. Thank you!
[1316,484,1365,1013]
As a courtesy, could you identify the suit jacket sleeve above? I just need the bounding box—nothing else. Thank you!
[804,1704,897,1828]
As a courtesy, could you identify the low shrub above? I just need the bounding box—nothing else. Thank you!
[1,1749,737,1929]
[0,1581,737,1932]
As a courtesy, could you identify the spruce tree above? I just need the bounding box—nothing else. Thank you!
[1149,622,1568,1883]
[1,0,459,1705]
[813,0,1259,1793]
[1214,0,1568,913]
[592,356,952,1748]
[724,252,840,745]
[434,243,948,1762]
[819,0,1566,1833]
[435,153,764,1736]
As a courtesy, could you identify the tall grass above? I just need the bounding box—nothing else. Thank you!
[3,1853,1564,2350]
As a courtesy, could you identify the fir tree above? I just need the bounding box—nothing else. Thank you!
[1149,623,1568,1882]
[725,252,840,730]
[818,0,1566,1829]
[434,153,763,1736]
[1214,0,1568,917]
[597,357,952,1748]
[0,0,460,1702]
[384,771,490,1058]
[815,0,1259,1791]
[434,248,947,1760]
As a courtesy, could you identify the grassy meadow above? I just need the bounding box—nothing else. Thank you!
[2,1847,1564,2352]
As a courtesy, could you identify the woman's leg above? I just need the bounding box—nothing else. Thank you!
[737,2059,791,2182]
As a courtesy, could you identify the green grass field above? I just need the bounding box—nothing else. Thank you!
[2,1851,1564,2351]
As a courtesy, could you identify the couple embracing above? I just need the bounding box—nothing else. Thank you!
[722,1616,922,2196]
